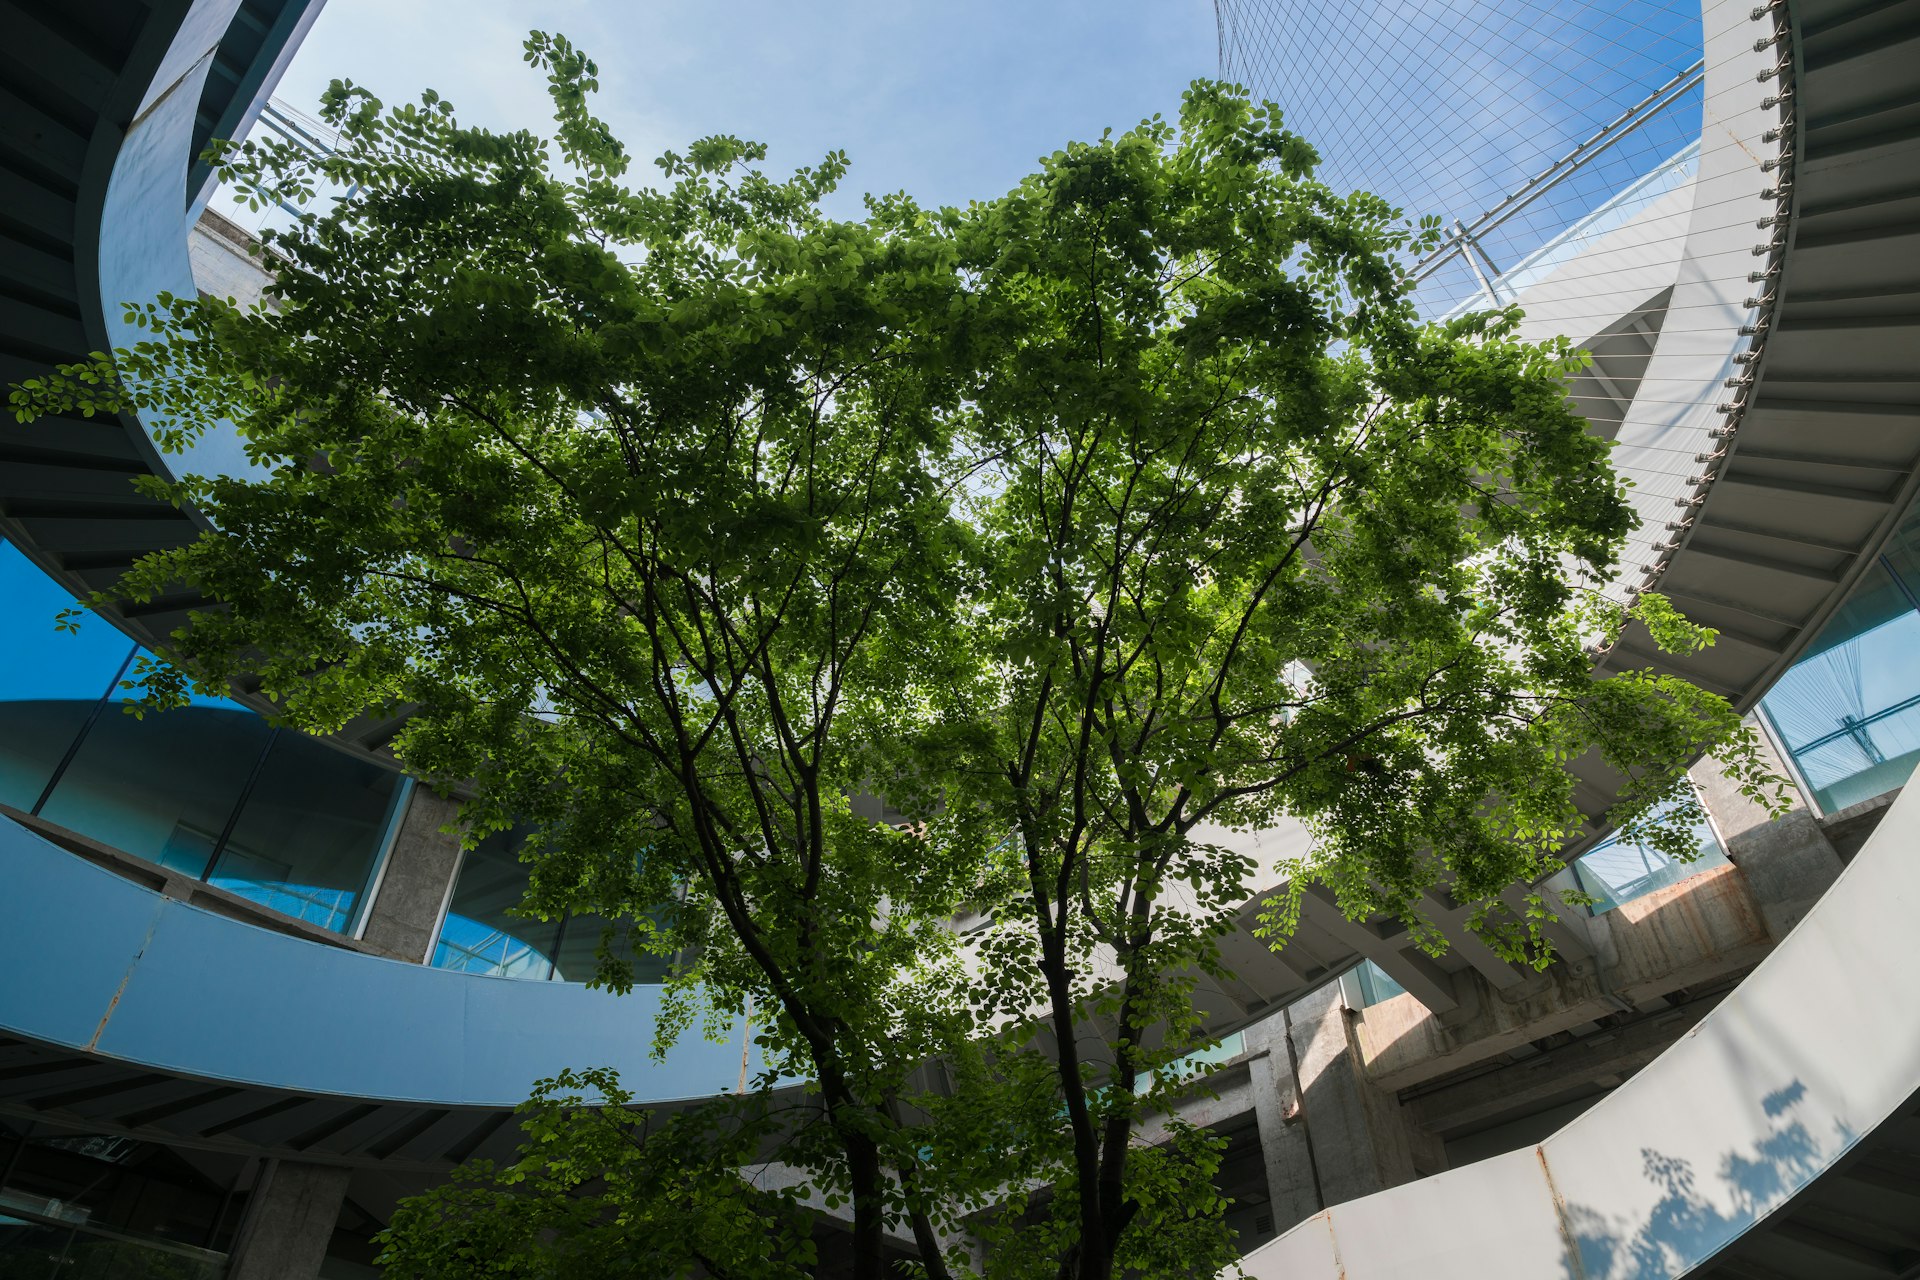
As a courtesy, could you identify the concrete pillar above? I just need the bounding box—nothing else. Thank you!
[1692,728,1843,943]
[358,787,464,963]
[1718,808,1844,943]
[1244,1013,1323,1233]
[1283,985,1434,1206]
[1690,719,1801,846]
[227,1159,350,1280]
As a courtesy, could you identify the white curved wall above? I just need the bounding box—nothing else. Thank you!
[1238,753,1920,1279]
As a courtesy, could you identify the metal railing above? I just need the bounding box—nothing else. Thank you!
[0,1197,227,1280]
[1409,58,1705,312]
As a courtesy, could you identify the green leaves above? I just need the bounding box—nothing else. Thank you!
[9,42,1782,1279]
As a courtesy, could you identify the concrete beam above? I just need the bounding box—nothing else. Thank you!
[1352,864,1771,1092]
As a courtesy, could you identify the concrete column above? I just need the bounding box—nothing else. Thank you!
[358,787,464,963]
[1690,717,1802,846]
[1243,1013,1323,1233]
[1692,727,1843,943]
[1718,808,1844,943]
[227,1159,350,1280]
[1284,986,1441,1207]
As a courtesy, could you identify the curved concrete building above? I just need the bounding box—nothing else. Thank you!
[0,0,1915,1275]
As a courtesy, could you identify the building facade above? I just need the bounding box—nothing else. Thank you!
[0,0,1916,1276]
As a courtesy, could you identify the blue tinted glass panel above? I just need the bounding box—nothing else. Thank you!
[0,540,137,811]
[1353,959,1408,1006]
[1160,1031,1246,1081]
[1572,803,1726,913]
[431,827,560,980]
[1761,507,1920,813]
[36,700,272,876]
[551,910,677,985]
[550,915,607,984]
[209,733,404,933]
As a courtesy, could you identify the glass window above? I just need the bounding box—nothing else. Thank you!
[209,733,405,932]
[0,542,407,935]
[549,914,610,984]
[1159,1031,1246,1081]
[1571,801,1727,913]
[550,909,678,986]
[0,1211,78,1277]
[0,539,138,813]
[1351,958,1408,1006]
[1761,504,1920,814]
[35,692,273,879]
[431,826,562,980]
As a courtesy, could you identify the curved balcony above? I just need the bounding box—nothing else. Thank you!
[0,0,748,1172]
[1233,0,1920,1273]
[0,807,745,1171]
[0,11,1914,1258]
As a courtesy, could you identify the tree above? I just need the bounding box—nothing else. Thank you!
[12,34,1780,1280]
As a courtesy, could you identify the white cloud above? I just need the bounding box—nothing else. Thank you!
[262,0,1218,215]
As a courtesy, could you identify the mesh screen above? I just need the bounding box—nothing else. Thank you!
[1216,0,1705,315]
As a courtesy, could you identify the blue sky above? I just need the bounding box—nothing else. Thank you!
[266,0,1701,234]
[267,0,1218,217]
[228,3,1716,382]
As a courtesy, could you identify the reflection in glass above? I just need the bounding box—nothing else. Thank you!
[1161,1031,1246,1080]
[210,733,405,932]
[1760,505,1920,814]
[0,1212,224,1280]
[1351,958,1408,1006]
[1570,801,1726,913]
[434,836,676,986]
[36,702,273,879]
[550,911,676,986]
[0,1213,73,1279]
[432,827,562,980]
[1,539,407,935]
[0,540,137,813]
[549,915,607,984]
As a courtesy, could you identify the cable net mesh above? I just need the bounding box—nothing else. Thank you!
[1216,0,1705,316]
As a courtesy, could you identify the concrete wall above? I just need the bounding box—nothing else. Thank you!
[1166,738,1873,1248]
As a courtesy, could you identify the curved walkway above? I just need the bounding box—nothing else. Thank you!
[1238,778,1920,1279]
[1200,0,1920,1033]
[1,0,1916,1217]
[0,808,746,1169]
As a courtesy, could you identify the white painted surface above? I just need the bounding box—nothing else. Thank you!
[1236,759,1920,1279]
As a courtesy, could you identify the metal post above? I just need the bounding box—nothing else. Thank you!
[1452,221,1503,308]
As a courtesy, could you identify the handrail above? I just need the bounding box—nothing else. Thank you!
[0,1193,228,1269]
[1409,58,1705,287]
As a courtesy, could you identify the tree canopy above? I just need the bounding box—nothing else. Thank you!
[11,32,1780,1280]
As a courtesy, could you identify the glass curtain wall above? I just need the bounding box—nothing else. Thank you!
[431,825,565,980]
[0,538,405,934]
[0,544,137,815]
[1349,959,1409,1007]
[0,1122,231,1280]
[1760,503,1920,814]
[432,828,671,985]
